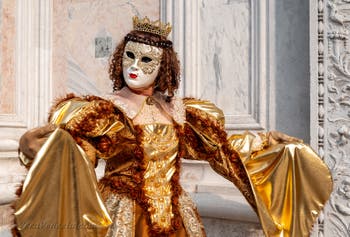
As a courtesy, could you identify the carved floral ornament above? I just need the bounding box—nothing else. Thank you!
[318,0,350,236]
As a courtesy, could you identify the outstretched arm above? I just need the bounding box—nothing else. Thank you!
[181,98,332,237]
[180,98,257,212]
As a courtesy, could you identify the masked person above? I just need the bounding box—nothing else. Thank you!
[13,16,332,237]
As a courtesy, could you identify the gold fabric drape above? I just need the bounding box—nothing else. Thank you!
[230,132,333,237]
[14,128,111,237]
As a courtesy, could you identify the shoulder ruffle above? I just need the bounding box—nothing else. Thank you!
[183,98,225,126]
[49,94,126,138]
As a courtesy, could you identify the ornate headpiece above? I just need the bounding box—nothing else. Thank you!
[125,16,173,48]
[132,16,172,38]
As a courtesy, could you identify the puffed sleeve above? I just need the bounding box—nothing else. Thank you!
[49,95,132,164]
[180,98,257,212]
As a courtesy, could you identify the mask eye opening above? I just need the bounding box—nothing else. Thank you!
[126,51,135,59]
[141,56,152,63]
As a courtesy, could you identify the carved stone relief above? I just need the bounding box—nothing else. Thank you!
[315,0,350,236]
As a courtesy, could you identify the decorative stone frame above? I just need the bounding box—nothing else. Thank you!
[310,0,350,236]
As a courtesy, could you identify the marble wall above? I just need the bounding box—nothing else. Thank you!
[199,0,250,116]
[172,0,272,132]
[0,0,15,114]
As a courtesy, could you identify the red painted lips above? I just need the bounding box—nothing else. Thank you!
[129,73,138,79]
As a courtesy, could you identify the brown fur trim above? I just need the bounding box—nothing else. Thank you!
[63,97,131,160]
[169,123,184,231]
[180,104,258,212]
[65,99,116,137]
[10,182,24,237]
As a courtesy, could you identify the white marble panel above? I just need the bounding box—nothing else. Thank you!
[199,0,250,116]
[168,0,272,131]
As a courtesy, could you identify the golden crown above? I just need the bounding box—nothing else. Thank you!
[133,16,172,38]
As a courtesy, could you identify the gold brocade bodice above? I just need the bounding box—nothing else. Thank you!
[100,122,180,232]
[141,124,179,230]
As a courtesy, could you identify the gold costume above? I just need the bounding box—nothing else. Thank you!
[14,89,332,237]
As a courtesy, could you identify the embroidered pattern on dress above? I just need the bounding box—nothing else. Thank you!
[171,97,185,124]
[179,192,205,237]
[141,124,178,230]
[103,94,137,118]
[105,193,134,237]
[152,93,185,125]
[133,99,172,125]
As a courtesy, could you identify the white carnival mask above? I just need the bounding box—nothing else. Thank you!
[122,41,163,91]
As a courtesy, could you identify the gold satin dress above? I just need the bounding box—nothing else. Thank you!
[14,91,332,237]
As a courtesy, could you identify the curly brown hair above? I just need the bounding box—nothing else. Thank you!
[108,30,180,101]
